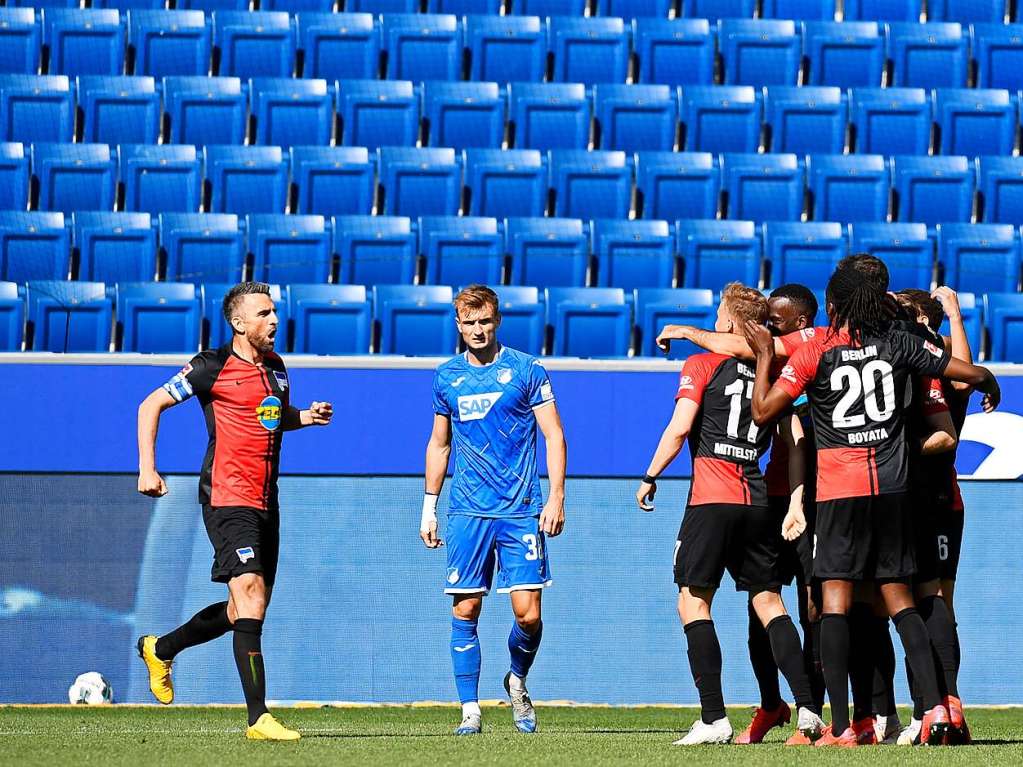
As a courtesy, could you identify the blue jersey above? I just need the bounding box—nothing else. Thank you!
[433,346,555,518]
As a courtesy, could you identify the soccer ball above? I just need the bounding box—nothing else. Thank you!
[68,672,113,705]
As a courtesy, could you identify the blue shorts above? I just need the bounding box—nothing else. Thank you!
[444,515,553,595]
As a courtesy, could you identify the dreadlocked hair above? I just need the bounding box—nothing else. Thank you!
[826,264,896,345]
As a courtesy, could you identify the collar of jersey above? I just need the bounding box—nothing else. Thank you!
[462,344,505,370]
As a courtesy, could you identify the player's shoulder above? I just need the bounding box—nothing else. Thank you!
[502,346,544,371]
[434,354,468,382]
[186,347,226,372]
[684,351,731,371]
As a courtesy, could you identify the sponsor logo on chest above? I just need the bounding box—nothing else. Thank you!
[457,391,503,421]
[256,395,282,431]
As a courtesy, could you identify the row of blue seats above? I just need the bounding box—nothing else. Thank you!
[4,280,1022,361]
[2,8,1023,91]
[2,208,1021,296]
[4,142,1022,226]
[4,73,1021,159]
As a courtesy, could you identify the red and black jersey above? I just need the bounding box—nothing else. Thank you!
[910,374,969,512]
[775,328,950,502]
[676,353,773,507]
[162,343,291,511]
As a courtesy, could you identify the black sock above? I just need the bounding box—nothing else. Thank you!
[748,603,782,710]
[155,602,232,661]
[233,618,269,726]
[893,608,941,711]
[871,617,897,717]
[847,603,875,722]
[684,619,726,724]
[953,619,962,679]
[767,615,815,712]
[808,618,826,711]
[907,656,924,720]
[918,595,959,698]
[820,613,851,734]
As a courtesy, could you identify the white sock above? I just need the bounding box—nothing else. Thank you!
[462,701,481,719]
[508,672,526,691]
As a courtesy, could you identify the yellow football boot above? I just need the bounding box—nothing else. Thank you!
[136,635,174,704]
[246,713,301,741]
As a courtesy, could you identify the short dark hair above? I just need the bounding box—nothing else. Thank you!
[222,282,272,328]
[896,288,944,329]
[837,254,889,292]
[770,283,818,320]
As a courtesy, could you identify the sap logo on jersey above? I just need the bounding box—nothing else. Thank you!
[457,392,503,421]
[256,396,282,431]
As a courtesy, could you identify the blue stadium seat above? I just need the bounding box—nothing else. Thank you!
[27,280,110,352]
[849,222,933,290]
[163,76,246,146]
[635,151,719,221]
[550,149,633,220]
[938,223,1020,295]
[763,221,847,290]
[419,215,503,287]
[806,153,889,223]
[159,212,245,283]
[0,75,73,144]
[119,144,201,215]
[378,147,461,217]
[549,17,629,87]
[634,287,715,359]
[929,0,1005,23]
[978,156,1023,224]
[127,10,211,79]
[423,81,505,151]
[593,84,678,153]
[633,19,714,87]
[32,143,116,215]
[77,76,160,146]
[676,219,761,290]
[0,143,29,212]
[597,0,673,17]
[117,282,200,353]
[334,215,416,285]
[373,284,456,356]
[721,153,804,222]
[888,22,968,88]
[297,13,380,82]
[250,78,332,150]
[592,219,675,291]
[463,149,548,219]
[984,292,1023,362]
[248,214,332,284]
[348,0,418,10]
[73,212,156,283]
[683,0,755,22]
[204,145,288,215]
[199,282,288,349]
[936,290,982,357]
[177,0,249,11]
[506,217,589,288]
[428,0,502,12]
[382,14,460,82]
[214,12,295,79]
[763,86,846,155]
[465,15,546,84]
[0,8,41,76]
[843,0,920,20]
[337,79,419,150]
[803,21,885,88]
[0,281,23,351]
[287,284,372,355]
[679,85,761,153]
[762,0,837,19]
[515,0,587,14]
[262,0,335,12]
[490,285,544,355]
[42,9,124,78]
[892,155,975,225]
[719,20,801,87]
[972,23,1023,91]
[546,287,630,358]
[0,211,68,282]
[508,83,591,151]
[290,146,375,217]
[934,88,1017,159]
[849,87,931,155]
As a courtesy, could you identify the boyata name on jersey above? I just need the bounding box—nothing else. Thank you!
[848,427,890,445]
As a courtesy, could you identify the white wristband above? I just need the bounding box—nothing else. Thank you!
[420,493,439,533]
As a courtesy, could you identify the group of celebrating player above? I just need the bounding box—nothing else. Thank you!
[133,254,999,746]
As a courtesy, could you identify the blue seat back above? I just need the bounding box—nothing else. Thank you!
[73,212,156,283]
[287,283,371,355]
[594,84,678,153]
[507,217,589,288]
[334,215,416,286]
[978,156,1023,224]
[128,10,211,79]
[683,0,756,22]
[378,147,461,218]
[263,0,335,11]
[545,287,630,358]
[677,219,761,290]
[762,0,837,19]
[419,216,503,287]
[214,11,295,79]
[929,0,1005,23]
[251,77,333,149]
[32,142,116,215]
[938,223,1020,295]
[248,213,332,284]
[178,0,251,10]
[516,0,587,14]
[423,81,505,151]
[0,143,29,212]
[337,79,420,150]
[549,17,629,86]
[0,211,68,282]
[77,75,160,146]
[844,0,920,20]
[297,13,380,82]
[550,149,632,220]
[935,88,1017,158]
[159,212,244,283]
[722,153,804,222]
[464,148,548,219]
[984,292,1023,362]
[382,14,461,82]
[0,75,74,144]
[117,281,200,353]
[893,155,975,225]
[465,15,546,84]
[888,21,968,88]
[636,151,719,221]
[849,222,933,290]
[119,144,202,215]
[634,287,715,358]
[428,0,502,12]
[763,221,847,290]
[803,21,885,88]
[764,86,847,155]
[508,83,591,152]
[719,19,801,87]
[42,9,124,78]
[680,85,761,153]
[0,8,41,76]
[163,76,246,147]
[593,219,674,291]
[807,153,889,223]
[290,146,375,217]
[598,0,677,18]
[0,280,24,351]
[972,23,1023,91]
[204,145,288,215]
[633,19,714,87]
[492,284,544,355]
[27,280,110,352]
[373,284,456,356]
[348,0,419,11]
[849,87,930,155]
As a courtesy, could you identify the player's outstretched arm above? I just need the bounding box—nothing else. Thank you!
[535,403,567,537]
[942,357,1001,413]
[778,414,807,542]
[636,398,699,511]
[421,414,451,548]
[744,321,796,426]
[656,324,790,360]
[137,388,177,497]
[282,401,334,431]
[932,286,974,392]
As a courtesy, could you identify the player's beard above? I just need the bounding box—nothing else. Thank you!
[249,329,276,354]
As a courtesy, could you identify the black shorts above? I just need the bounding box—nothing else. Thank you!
[202,505,280,587]
[814,492,915,581]
[912,497,965,583]
[675,503,782,593]
[768,495,814,587]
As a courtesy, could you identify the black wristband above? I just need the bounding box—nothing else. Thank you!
[642,474,658,484]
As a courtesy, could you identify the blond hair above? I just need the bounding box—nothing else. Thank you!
[721,282,768,325]
[453,284,500,319]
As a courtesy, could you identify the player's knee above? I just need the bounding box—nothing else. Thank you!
[452,596,482,621]
[514,607,541,631]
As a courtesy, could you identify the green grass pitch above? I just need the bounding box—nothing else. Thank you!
[3,705,1022,766]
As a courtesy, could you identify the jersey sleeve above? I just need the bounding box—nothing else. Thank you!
[775,343,820,400]
[675,355,717,404]
[161,354,214,403]
[527,359,555,409]
[918,377,950,417]
[432,372,451,416]
[779,326,819,357]
[892,330,952,379]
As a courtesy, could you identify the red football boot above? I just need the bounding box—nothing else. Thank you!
[851,718,877,745]
[945,696,971,745]
[734,702,791,744]
[815,719,876,748]
[921,704,951,745]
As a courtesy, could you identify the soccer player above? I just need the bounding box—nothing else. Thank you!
[421,284,567,736]
[135,282,333,741]
[742,264,1000,747]
[636,283,825,746]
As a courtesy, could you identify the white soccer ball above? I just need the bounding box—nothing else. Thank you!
[68,672,113,705]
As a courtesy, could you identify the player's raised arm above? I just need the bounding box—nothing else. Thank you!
[656,324,789,360]
[635,397,700,511]
[932,287,975,392]
[137,387,178,497]
[535,403,566,537]
[421,413,451,548]
[744,321,796,426]
[778,414,806,542]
